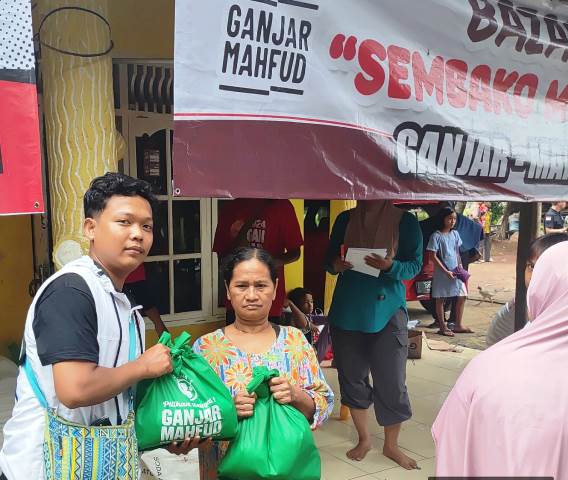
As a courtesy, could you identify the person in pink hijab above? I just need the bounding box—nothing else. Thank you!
[432,240,568,478]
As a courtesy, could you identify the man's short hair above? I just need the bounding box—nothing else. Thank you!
[83,172,156,218]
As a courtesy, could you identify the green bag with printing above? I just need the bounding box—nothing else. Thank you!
[218,366,321,480]
[135,331,238,450]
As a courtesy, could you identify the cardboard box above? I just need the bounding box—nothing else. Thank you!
[407,329,423,359]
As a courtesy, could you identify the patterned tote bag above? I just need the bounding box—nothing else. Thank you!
[23,314,140,479]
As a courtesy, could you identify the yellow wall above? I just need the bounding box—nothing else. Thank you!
[109,0,174,59]
[324,200,356,313]
[0,216,34,359]
[284,199,305,293]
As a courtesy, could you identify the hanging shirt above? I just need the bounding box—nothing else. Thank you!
[213,200,304,317]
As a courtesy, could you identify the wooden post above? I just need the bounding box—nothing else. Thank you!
[514,202,541,331]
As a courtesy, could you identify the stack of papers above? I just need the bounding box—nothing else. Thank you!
[345,248,387,277]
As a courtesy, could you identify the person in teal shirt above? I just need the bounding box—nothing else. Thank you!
[326,200,422,470]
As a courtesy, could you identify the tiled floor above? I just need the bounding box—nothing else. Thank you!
[315,346,480,479]
[0,348,480,479]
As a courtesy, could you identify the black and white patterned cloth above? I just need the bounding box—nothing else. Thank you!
[0,0,35,82]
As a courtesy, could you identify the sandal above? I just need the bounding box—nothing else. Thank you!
[437,329,455,337]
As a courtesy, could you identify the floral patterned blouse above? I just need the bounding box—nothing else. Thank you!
[192,325,335,479]
[193,325,334,427]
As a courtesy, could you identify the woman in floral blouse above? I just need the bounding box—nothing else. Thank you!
[193,247,334,478]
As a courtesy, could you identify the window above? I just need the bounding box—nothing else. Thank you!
[114,60,224,327]
[127,116,216,325]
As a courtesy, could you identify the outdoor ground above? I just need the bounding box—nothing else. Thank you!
[316,346,480,479]
[316,240,518,478]
[410,236,518,350]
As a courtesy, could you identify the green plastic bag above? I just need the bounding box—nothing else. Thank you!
[218,366,321,480]
[135,331,238,450]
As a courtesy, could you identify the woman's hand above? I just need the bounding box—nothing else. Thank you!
[364,253,393,271]
[166,437,211,455]
[234,391,256,418]
[332,257,353,273]
[269,376,298,405]
[445,270,455,279]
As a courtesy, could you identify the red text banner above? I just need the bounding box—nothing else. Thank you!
[174,0,568,200]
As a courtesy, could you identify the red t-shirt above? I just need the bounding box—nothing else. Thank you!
[213,199,304,317]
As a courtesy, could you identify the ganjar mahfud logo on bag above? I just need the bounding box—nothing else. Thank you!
[177,377,197,401]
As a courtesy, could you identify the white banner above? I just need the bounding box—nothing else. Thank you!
[174,0,568,200]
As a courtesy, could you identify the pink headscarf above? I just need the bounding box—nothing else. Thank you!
[432,241,568,478]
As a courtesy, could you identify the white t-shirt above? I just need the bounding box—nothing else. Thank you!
[0,257,145,480]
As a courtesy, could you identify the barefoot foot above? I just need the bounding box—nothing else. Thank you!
[452,327,474,333]
[346,439,372,461]
[383,445,419,470]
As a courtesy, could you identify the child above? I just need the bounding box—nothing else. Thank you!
[486,232,568,346]
[286,288,333,365]
[427,207,472,337]
[0,173,193,480]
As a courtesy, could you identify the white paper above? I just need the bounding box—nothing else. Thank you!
[407,320,421,330]
[345,248,387,277]
[141,448,199,480]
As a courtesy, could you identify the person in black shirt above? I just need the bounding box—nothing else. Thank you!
[544,201,567,234]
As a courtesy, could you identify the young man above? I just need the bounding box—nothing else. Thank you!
[544,201,567,234]
[213,199,303,324]
[0,173,190,479]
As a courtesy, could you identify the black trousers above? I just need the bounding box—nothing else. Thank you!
[330,309,412,426]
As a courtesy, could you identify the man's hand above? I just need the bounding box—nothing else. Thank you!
[135,343,173,380]
[53,344,172,409]
[234,391,256,418]
[166,437,212,455]
[269,376,298,405]
[364,253,393,271]
[332,257,353,273]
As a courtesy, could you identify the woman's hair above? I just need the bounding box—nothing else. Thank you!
[222,247,278,285]
[288,287,312,307]
[435,206,457,231]
[528,233,568,260]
